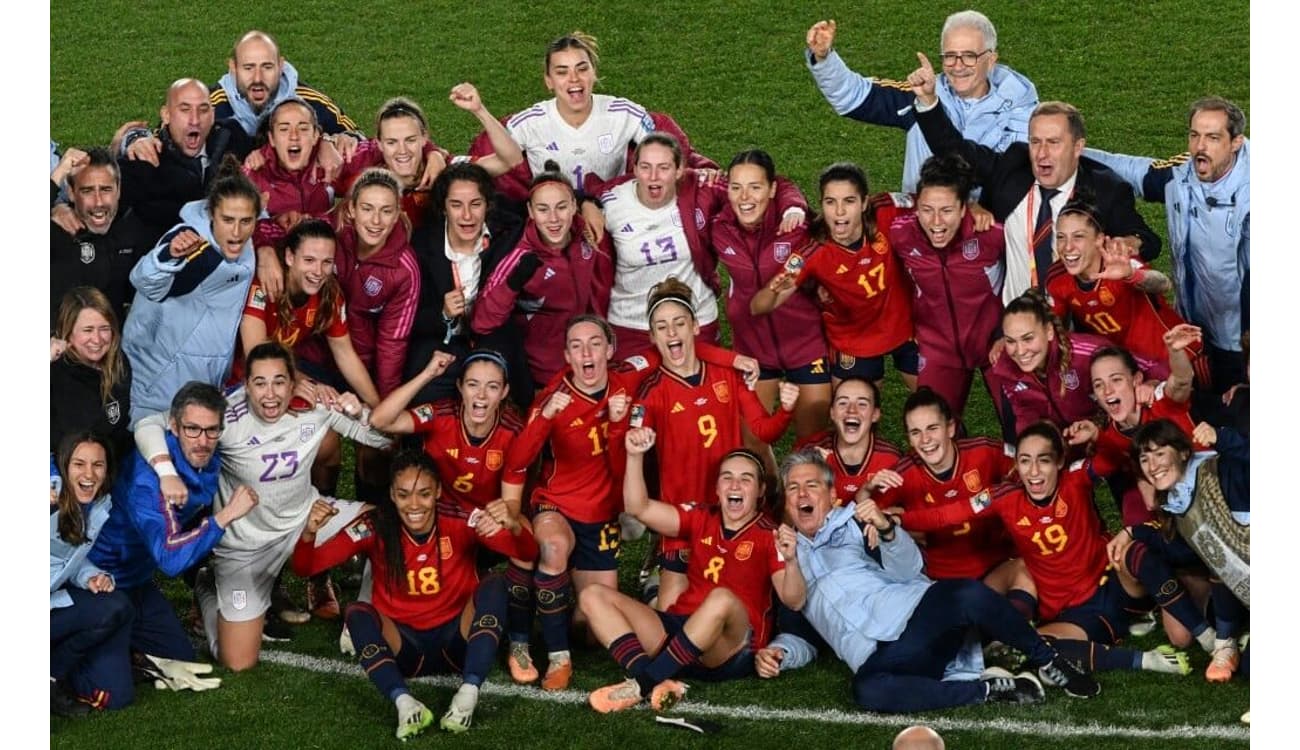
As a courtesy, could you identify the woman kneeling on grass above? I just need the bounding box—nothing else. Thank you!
[292,450,538,739]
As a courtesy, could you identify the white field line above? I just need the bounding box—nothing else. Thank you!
[260,650,1248,742]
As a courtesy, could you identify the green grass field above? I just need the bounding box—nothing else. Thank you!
[51,1,1249,747]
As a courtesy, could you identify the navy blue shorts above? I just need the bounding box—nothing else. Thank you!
[535,505,621,572]
[832,340,920,381]
[655,611,755,681]
[657,546,690,574]
[393,617,466,677]
[1055,574,1148,645]
[758,355,831,386]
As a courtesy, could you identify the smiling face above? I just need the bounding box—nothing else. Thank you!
[1090,354,1141,426]
[715,455,764,528]
[162,80,215,158]
[634,142,682,209]
[378,114,427,183]
[229,36,283,113]
[1138,444,1188,491]
[67,440,109,505]
[527,181,576,248]
[728,163,776,230]
[905,404,957,473]
[564,320,612,392]
[785,462,835,537]
[545,48,596,119]
[171,404,222,469]
[391,466,439,535]
[1028,113,1084,189]
[916,184,965,249]
[458,360,508,432]
[1055,211,1104,278]
[352,184,401,252]
[1002,311,1054,373]
[1016,434,1062,501]
[444,179,489,251]
[940,25,996,99]
[830,380,880,448]
[67,308,113,366]
[246,355,293,422]
[821,179,866,246]
[70,165,119,235]
[1188,109,1244,183]
[649,300,699,376]
[285,236,336,296]
[211,195,258,259]
[269,102,319,172]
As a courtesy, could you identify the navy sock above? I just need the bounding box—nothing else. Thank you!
[345,602,408,701]
[462,577,508,687]
[504,562,535,644]
[1209,580,1246,639]
[1005,589,1039,622]
[608,632,651,692]
[1125,542,1206,636]
[534,570,574,653]
[1049,637,1141,672]
[643,630,703,688]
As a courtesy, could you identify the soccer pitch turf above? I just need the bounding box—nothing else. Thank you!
[50,1,1249,747]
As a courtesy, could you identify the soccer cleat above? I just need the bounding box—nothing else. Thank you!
[542,658,573,691]
[339,625,356,656]
[1128,611,1157,637]
[647,679,688,711]
[589,678,646,714]
[439,684,478,733]
[307,576,341,621]
[394,695,434,741]
[1038,657,1101,699]
[261,614,294,643]
[508,641,539,684]
[1141,645,1191,675]
[1206,643,1240,683]
[1240,710,1250,725]
[981,667,1045,705]
[272,580,310,625]
[982,641,1027,671]
[50,680,91,717]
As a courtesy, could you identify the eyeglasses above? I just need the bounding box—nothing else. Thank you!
[939,49,992,67]
[179,423,223,440]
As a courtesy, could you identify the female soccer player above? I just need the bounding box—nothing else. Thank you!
[1047,201,1198,380]
[582,430,802,712]
[794,377,902,507]
[711,149,827,440]
[50,432,134,714]
[292,450,538,738]
[752,161,916,395]
[51,288,132,463]
[472,165,612,388]
[634,278,797,610]
[889,155,1005,422]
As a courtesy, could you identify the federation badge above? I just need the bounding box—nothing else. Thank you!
[713,381,731,404]
[1054,498,1069,518]
[963,469,983,493]
[773,242,792,263]
[440,536,453,560]
[961,239,980,261]
[597,133,615,154]
[486,450,503,471]
[232,589,247,611]
[300,424,316,442]
[1098,287,1115,306]
[838,352,856,369]
[363,275,384,297]
[1063,370,1081,391]
[79,241,96,265]
[735,541,754,561]
[105,399,121,425]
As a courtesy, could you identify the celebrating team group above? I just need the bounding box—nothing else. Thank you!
[49,8,1251,739]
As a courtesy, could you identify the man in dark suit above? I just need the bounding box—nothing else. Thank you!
[907,54,1159,304]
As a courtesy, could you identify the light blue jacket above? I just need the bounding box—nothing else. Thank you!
[122,199,254,425]
[50,496,114,609]
[216,60,301,136]
[1085,141,1250,351]
[808,49,1038,193]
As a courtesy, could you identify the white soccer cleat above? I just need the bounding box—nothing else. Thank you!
[394,694,433,741]
[440,684,478,733]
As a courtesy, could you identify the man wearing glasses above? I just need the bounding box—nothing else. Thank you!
[89,382,259,691]
[804,11,1038,194]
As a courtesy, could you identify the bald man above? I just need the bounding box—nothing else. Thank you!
[893,725,945,750]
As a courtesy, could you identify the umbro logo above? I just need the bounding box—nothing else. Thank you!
[694,398,708,406]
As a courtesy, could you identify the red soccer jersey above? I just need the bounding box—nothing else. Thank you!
[508,371,632,524]
[232,279,350,382]
[1046,263,1195,368]
[408,400,527,512]
[795,430,903,507]
[291,501,538,630]
[887,437,1016,580]
[667,506,784,649]
[792,227,913,357]
[1090,386,1207,478]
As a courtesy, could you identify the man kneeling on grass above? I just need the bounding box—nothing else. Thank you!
[753,447,1100,712]
[580,427,804,712]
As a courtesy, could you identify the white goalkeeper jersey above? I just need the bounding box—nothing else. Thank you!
[134,390,392,552]
[507,94,654,188]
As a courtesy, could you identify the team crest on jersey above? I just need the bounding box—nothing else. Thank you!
[695,208,705,230]
[961,239,980,261]
[838,353,856,369]
[363,275,384,297]
[963,469,983,492]
[486,450,503,471]
[232,589,247,611]
[713,381,731,404]
[597,133,615,154]
[1099,287,1116,306]
[773,242,792,263]
[1054,498,1069,518]
[735,541,754,561]
[105,399,120,425]
[671,210,683,228]
[78,241,96,264]
[1063,371,1081,391]
[440,536,453,559]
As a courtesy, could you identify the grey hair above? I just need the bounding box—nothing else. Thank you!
[941,10,997,52]
[778,447,835,490]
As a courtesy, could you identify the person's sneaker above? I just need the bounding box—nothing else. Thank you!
[1038,657,1101,698]
[307,576,341,621]
[394,694,433,741]
[589,678,646,713]
[648,679,688,711]
[1141,644,1191,675]
[271,580,310,625]
[261,614,294,643]
[50,680,91,717]
[981,667,1045,705]
[1206,642,1240,682]
[508,641,539,684]
[620,511,646,541]
[1128,610,1158,637]
[439,684,478,733]
[542,657,573,691]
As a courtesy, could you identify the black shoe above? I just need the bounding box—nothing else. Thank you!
[981,667,1045,705]
[261,614,294,643]
[1039,657,1101,699]
[51,680,91,717]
